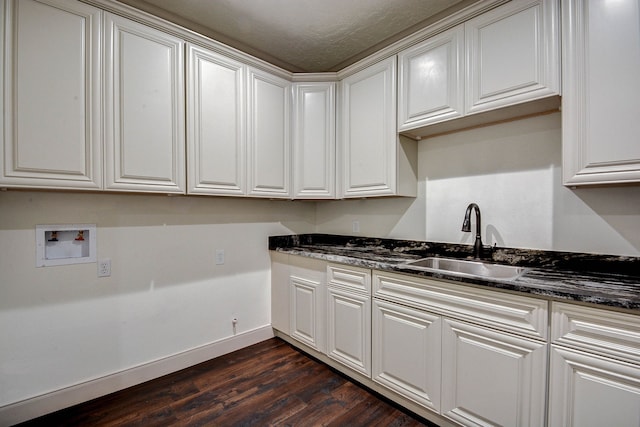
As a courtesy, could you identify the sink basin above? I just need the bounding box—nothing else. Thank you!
[405,257,527,280]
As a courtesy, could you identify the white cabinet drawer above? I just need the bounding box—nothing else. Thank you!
[551,302,640,364]
[373,271,548,340]
[327,263,371,294]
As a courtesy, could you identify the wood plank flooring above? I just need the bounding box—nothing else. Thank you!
[18,338,435,426]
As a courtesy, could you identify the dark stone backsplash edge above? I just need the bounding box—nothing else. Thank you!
[269,233,640,278]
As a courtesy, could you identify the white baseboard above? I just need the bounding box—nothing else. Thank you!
[0,326,274,426]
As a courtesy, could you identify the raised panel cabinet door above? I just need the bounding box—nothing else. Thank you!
[372,299,441,412]
[398,25,464,131]
[441,319,547,427]
[465,0,559,114]
[339,57,399,198]
[549,345,640,427]
[562,0,640,185]
[247,68,291,198]
[290,276,323,351]
[186,44,246,195]
[104,13,185,193]
[289,256,326,352]
[292,82,336,199]
[1,0,102,189]
[327,287,371,376]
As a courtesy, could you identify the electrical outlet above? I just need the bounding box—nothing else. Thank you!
[352,220,360,233]
[98,259,111,277]
[215,249,225,265]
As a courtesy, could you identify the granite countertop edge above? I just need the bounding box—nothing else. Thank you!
[269,234,640,313]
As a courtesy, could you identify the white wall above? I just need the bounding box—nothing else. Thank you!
[0,191,315,408]
[317,112,640,256]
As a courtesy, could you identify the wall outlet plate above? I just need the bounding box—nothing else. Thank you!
[98,259,111,277]
[215,249,225,265]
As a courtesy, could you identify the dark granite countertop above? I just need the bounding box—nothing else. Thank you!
[269,234,640,313]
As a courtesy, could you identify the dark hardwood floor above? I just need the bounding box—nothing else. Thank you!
[18,337,435,426]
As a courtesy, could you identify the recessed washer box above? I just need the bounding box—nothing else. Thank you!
[36,224,97,267]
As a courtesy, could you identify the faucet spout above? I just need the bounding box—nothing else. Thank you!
[462,203,483,259]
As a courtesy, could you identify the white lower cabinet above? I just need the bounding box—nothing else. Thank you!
[372,299,442,411]
[372,270,548,426]
[441,318,547,427]
[549,346,640,427]
[326,264,371,377]
[288,256,326,352]
[548,302,640,426]
[270,252,290,334]
[271,257,640,427]
[327,286,370,376]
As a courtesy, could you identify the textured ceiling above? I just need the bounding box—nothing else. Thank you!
[117,0,471,72]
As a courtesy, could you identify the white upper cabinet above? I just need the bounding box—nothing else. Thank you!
[340,57,416,198]
[465,0,559,114]
[292,82,336,199]
[1,0,102,190]
[398,25,464,131]
[104,13,185,194]
[247,68,291,198]
[186,43,246,196]
[399,0,559,138]
[562,0,640,186]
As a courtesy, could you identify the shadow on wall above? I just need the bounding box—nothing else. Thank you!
[555,185,640,255]
[314,192,425,240]
[422,112,561,250]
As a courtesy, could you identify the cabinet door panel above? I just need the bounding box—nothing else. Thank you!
[398,25,464,130]
[2,0,101,189]
[549,346,640,427]
[289,256,326,352]
[563,0,640,185]
[340,57,399,197]
[441,319,547,427]
[187,44,245,195]
[465,0,559,114]
[247,68,290,198]
[292,82,335,199]
[327,287,370,376]
[290,276,322,351]
[105,13,185,193]
[372,299,441,411]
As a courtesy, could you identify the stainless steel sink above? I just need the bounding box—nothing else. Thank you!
[404,257,528,280]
